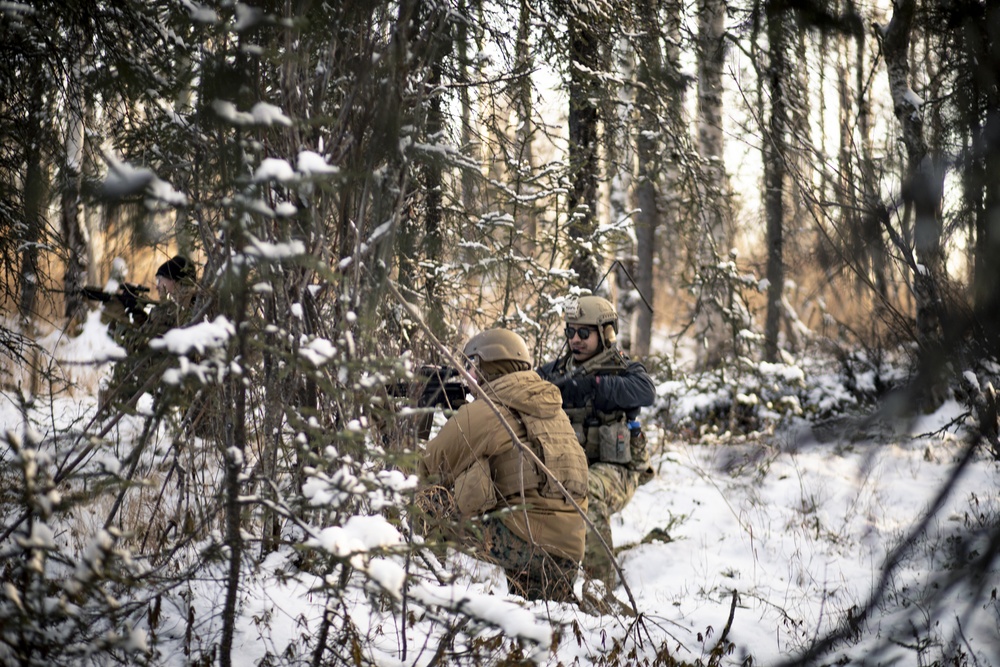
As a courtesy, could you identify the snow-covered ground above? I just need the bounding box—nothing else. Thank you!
[2,311,999,665]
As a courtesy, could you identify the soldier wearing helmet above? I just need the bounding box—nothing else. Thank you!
[537,295,656,594]
[419,328,589,602]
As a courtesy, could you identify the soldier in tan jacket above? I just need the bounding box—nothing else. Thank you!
[419,329,589,602]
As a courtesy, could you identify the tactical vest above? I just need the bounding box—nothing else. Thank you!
[491,408,588,503]
[564,406,632,465]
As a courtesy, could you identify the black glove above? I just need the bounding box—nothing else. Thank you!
[550,374,571,390]
[561,375,596,407]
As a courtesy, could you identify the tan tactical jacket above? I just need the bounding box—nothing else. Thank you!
[420,370,589,562]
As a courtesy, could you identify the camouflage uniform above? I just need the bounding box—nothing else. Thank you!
[414,488,577,602]
[481,518,576,601]
[538,351,655,587]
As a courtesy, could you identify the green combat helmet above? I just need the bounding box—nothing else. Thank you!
[564,295,618,349]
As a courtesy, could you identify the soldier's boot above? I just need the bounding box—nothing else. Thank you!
[583,505,619,589]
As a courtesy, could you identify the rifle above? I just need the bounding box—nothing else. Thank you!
[549,345,629,388]
[388,365,470,439]
[391,365,469,409]
[80,283,153,314]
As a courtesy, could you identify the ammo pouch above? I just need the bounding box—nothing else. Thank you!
[566,407,632,465]
[453,458,497,516]
[598,417,632,465]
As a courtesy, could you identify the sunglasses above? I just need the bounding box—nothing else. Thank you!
[565,325,593,340]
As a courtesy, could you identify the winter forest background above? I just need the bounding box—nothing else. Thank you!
[1,0,999,665]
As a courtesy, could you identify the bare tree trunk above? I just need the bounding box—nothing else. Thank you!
[854,15,889,301]
[880,2,944,335]
[220,261,250,667]
[880,0,948,410]
[18,75,48,324]
[513,0,537,249]
[420,1,448,339]
[457,0,481,224]
[568,9,602,290]
[633,9,658,357]
[62,56,89,324]
[694,0,730,367]
[966,4,1000,354]
[763,0,789,363]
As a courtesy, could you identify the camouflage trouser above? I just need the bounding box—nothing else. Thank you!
[584,430,653,587]
[413,488,577,602]
[482,518,577,603]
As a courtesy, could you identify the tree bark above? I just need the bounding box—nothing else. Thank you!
[18,75,48,324]
[419,0,449,339]
[763,0,788,363]
[62,57,89,324]
[514,0,538,250]
[880,1,945,343]
[694,0,731,367]
[568,9,602,291]
[633,0,661,358]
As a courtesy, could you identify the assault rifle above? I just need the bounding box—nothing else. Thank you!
[549,345,629,388]
[81,283,152,310]
[390,365,470,439]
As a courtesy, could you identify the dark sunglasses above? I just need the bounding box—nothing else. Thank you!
[565,325,593,340]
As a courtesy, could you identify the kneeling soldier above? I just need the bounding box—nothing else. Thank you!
[418,329,589,602]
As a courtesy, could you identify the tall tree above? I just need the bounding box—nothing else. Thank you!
[567,3,606,290]
[879,0,949,408]
[693,0,731,367]
[958,3,1000,354]
[60,48,89,324]
[763,0,790,362]
[631,1,663,359]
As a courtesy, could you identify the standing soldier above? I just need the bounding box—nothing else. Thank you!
[537,295,656,593]
[418,329,589,602]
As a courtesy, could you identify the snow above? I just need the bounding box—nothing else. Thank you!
[1,315,998,666]
[306,515,404,557]
[212,100,292,127]
[296,150,338,175]
[149,315,235,355]
[254,157,296,182]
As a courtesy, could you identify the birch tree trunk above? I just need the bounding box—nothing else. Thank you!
[880,0,946,366]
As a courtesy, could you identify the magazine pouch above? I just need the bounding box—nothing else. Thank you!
[598,416,632,464]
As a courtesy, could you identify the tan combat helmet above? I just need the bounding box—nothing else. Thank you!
[565,295,618,348]
[462,328,531,365]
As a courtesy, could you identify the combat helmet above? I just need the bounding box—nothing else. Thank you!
[462,328,531,364]
[565,295,618,348]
